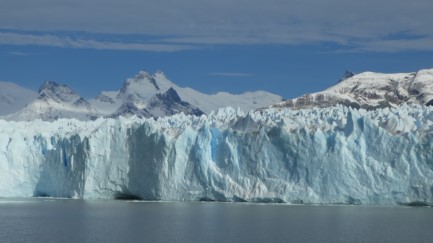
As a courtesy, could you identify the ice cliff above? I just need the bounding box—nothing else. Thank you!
[1,104,432,205]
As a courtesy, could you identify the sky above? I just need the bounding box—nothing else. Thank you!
[1,0,433,99]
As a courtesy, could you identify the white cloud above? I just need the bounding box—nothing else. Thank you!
[354,37,433,52]
[7,51,32,56]
[0,0,433,52]
[0,32,194,52]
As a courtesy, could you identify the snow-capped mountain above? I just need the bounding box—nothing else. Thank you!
[4,81,98,121]
[146,88,204,117]
[91,70,205,118]
[0,70,283,121]
[0,82,37,116]
[90,70,283,117]
[274,68,433,110]
[108,88,204,118]
[338,70,355,83]
[109,102,152,119]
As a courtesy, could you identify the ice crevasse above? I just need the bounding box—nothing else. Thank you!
[0,104,432,205]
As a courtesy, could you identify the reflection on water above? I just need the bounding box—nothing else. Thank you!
[0,198,432,243]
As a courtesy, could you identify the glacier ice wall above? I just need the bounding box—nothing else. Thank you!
[1,104,433,204]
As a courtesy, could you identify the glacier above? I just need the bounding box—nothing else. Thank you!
[1,104,433,205]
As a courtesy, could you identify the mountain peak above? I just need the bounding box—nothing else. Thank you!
[135,70,152,79]
[4,80,96,121]
[158,87,181,103]
[38,80,62,94]
[338,70,356,83]
[147,87,204,117]
[2,68,283,121]
[154,70,167,78]
[38,81,82,104]
[118,70,178,102]
[275,68,433,110]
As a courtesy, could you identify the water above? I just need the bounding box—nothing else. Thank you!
[0,199,432,243]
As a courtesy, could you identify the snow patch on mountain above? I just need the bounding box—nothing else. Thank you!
[0,70,281,121]
[146,87,204,117]
[275,68,433,110]
[0,82,37,116]
[4,81,98,121]
[90,70,283,116]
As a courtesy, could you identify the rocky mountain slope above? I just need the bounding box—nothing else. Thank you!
[4,81,98,121]
[274,68,433,110]
[90,70,283,117]
[0,70,283,121]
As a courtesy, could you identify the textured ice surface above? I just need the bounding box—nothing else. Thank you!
[1,104,433,204]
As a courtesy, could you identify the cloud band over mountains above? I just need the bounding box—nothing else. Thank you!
[1,0,432,52]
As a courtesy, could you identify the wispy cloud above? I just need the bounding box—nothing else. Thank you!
[7,51,32,56]
[209,72,254,77]
[0,0,433,52]
[0,32,195,52]
[354,36,433,52]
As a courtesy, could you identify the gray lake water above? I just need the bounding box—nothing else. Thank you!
[0,198,432,243]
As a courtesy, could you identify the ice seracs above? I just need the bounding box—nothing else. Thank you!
[0,104,432,205]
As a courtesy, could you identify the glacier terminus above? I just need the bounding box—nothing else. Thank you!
[1,104,432,205]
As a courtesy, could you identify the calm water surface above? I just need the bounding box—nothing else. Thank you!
[0,198,432,243]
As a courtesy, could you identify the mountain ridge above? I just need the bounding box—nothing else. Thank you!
[4,80,98,121]
[0,70,283,121]
[3,68,433,121]
[273,68,433,110]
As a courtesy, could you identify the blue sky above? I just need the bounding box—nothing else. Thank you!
[1,0,433,99]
